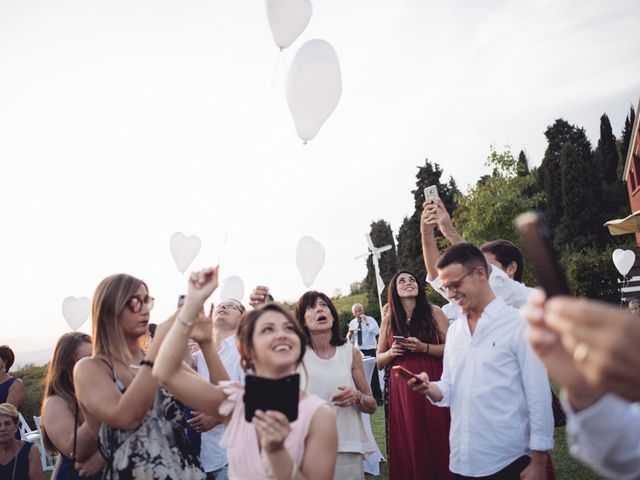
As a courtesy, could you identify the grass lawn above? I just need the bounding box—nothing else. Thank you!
[365,407,602,479]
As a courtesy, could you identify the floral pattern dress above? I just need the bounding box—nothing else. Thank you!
[97,364,205,480]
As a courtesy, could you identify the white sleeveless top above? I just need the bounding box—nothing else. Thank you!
[302,344,375,455]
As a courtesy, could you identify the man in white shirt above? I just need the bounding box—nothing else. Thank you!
[191,299,245,480]
[410,243,553,479]
[347,303,382,405]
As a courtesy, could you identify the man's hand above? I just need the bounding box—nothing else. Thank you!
[187,411,219,433]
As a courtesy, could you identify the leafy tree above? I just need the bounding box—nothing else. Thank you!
[363,219,398,319]
[454,147,544,249]
[396,160,459,284]
[619,105,636,179]
[13,364,47,430]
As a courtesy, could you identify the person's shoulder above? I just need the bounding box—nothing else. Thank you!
[348,318,358,325]
[74,356,110,379]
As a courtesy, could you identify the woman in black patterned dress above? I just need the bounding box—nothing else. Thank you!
[74,273,206,479]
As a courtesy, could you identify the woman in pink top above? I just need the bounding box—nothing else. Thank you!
[153,266,338,480]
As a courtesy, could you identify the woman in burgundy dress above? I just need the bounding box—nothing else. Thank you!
[377,271,452,480]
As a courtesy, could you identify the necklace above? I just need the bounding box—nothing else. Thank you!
[315,346,336,359]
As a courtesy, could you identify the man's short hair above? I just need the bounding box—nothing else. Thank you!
[480,240,524,282]
[436,242,489,276]
[352,303,362,311]
[629,299,640,307]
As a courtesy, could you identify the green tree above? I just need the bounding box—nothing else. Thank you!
[562,245,626,303]
[363,219,398,319]
[396,160,459,284]
[556,144,603,249]
[594,114,619,184]
[516,150,530,177]
[619,105,636,179]
[454,147,544,250]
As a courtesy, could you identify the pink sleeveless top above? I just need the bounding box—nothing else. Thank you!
[219,381,326,479]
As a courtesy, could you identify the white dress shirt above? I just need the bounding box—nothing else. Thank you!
[428,265,535,319]
[562,392,640,480]
[194,334,244,473]
[347,316,380,350]
[431,298,554,476]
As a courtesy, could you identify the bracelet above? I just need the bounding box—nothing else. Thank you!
[356,392,364,406]
[426,343,430,355]
[139,359,154,368]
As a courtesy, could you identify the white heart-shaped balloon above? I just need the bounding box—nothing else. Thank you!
[286,39,342,142]
[170,232,201,274]
[62,296,91,331]
[220,276,245,302]
[613,249,636,276]
[265,0,312,50]
[296,236,325,287]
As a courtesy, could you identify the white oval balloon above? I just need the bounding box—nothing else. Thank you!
[265,0,312,50]
[613,249,636,276]
[62,296,91,331]
[286,39,342,142]
[296,236,325,287]
[220,276,245,302]
[170,232,201,274]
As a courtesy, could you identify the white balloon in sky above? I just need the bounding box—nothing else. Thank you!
[265,0,312,50]
[169,232,201,274]
[220,276,245,302]
[286,39,342,143]
[296,236,325,287]
[62,296,91,331]
[612,249,636,276]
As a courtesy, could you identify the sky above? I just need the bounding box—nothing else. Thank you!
[1,0,639,353]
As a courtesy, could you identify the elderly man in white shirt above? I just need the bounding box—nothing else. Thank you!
[407,243,553,479]
[347,303,382,404]
[191,299,246,480]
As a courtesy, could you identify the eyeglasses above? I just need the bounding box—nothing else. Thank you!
[126,295,155,313]
[217,301,243,312]
[441,270,475,294]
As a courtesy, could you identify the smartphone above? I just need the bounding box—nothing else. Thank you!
[424,185,439,204]
[244,373,299,423]
[392,335,407,342]
[177,294,186,308]
[514,211,570,297]
[391,366,424,384]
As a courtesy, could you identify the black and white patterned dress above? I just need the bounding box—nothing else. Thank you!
[97,362,205,480]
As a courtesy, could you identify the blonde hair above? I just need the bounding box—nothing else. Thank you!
[92,273,147,364]
[0,402,19,425]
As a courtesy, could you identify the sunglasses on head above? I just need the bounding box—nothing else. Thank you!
[126,295,155,313]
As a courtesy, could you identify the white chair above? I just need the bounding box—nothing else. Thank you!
[33,415,56,472]
[18,412,39,442]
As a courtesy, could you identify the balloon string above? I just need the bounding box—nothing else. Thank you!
[257,50,283,131]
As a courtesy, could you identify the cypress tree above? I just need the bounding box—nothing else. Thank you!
[594,114,619,184]
[619,105,636,179]
[363,220,397,318]
[516,150,530,176]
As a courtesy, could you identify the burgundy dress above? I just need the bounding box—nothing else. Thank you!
[386,331,451,480]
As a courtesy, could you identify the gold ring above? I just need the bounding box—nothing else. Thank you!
[573,342,590,363]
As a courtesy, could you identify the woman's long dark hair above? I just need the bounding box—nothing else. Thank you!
[387,270,436,343]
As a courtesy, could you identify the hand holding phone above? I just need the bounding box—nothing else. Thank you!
[392,365,423,383]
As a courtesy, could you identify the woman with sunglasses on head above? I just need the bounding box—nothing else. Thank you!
[74,274,206,479]
[377,271,451,480]
[154,268,338,480]
[41,332,104,479]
